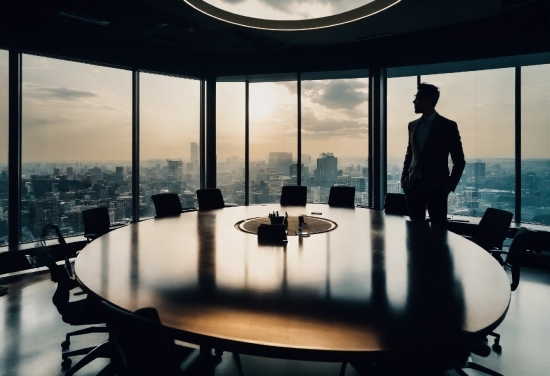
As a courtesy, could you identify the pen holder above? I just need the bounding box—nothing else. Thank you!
[270,216,284,225]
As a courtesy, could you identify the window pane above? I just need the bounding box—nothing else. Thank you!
[301,78,368,204]
[140,74,200,218]
[522,64,550,225]
[0,50,8,245]
[217,82,245,205]
[249,82,297,204]
[387,76,417,195]
[424,69,515,218]
[22,55,132,241]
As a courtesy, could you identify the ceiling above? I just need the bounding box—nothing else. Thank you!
[0,0,548,77]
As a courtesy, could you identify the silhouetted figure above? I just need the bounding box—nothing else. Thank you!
[400,83,465,226]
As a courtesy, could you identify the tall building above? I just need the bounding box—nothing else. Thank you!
[34,198,60,230]
[316,153,338,188]
[167,160,183,182]
[268,152,292,174]
[466,161,486,180]
[191,142,199,166]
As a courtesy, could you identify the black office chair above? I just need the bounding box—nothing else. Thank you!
[48,256,109,370]
[82,206,111,241]
[152,193,184,217]
[280,186,307,206]
[196,188,225,210]
[384,193,408,216]
[101,301,200,376]
[328,186,355,208]
[469,208,514,262]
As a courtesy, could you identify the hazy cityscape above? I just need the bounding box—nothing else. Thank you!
[1,139,548,245]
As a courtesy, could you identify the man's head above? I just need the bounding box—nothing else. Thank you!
[413,83,440,115]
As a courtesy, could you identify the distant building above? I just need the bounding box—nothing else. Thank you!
[191,142,199,166]
[167,159,183,182]
[466,161,486,180]
[268,152,292,174]
[34,198,60,230]
[316,152,338,187]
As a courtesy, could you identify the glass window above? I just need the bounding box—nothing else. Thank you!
[216,82,245,205]
[21,55,132,241]
[387,76,418,195]
[249,82,297,204]
[423,68,515,218]
[521,64,550,225]
[139,73,200,218]
[301,78,368,204]
[0,50,8,245]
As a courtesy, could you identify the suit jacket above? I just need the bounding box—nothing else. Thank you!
[400,113,466,193]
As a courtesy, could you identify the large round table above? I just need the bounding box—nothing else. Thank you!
[75,204,510,361]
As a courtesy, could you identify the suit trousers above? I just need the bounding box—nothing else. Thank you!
[404,178,448,227]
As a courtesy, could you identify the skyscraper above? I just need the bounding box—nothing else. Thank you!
[268,152,292,174]
[316,153,338,188]
[191,142,199,166]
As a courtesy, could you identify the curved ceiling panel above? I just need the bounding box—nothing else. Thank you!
[183,0,401,30]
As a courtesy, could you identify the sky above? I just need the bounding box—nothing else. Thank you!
[204,0,374,20]
[0,50,549,166]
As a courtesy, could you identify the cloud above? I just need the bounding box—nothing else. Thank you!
[301,107,367,140]
[304,79,367,110]
[23,82,99,101]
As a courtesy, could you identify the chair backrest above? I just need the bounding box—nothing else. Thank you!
[257,224,287,244]
[151,193,183,217]
[475,208,514,251]
[51,259,72,317]
[196,189,225,210]
[280,186,307,206]
[82,206,111,238]
[384,193,408,216]
[328,186,355,208]
[101,301,180,375]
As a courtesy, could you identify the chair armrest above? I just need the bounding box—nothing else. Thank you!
[84,233,98,241]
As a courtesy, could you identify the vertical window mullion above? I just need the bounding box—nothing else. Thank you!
[8,50,22,246]
[132,70,140,223]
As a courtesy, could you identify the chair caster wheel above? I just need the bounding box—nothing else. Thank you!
[492,343,502,352]
[61,358,72,369]
[61,340,70,349]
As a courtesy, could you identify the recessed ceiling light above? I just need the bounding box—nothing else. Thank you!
[183,0,401,31]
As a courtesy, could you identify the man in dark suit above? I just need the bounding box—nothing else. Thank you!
[400,83,465,226]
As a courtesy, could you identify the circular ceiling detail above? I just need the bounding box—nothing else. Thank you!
[183,0,401,31]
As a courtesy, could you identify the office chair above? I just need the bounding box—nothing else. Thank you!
[152,193,185,217]
[469,208,514,262]
[196,188,225,210]
[280,186,307,206]
[82,206,111,241]
[328,186,355,208]
[101,301,201,376]
[384,193,408,216]
[48,257,110,370]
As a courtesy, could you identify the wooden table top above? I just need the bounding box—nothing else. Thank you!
[75,204,511,359]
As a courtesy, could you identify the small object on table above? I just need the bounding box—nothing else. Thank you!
[311,212,322,215]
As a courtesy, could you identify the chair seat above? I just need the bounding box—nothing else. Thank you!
[63,299,104,326]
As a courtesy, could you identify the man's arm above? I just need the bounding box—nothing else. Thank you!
[446,121,466,192]
[400,123,413,185]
